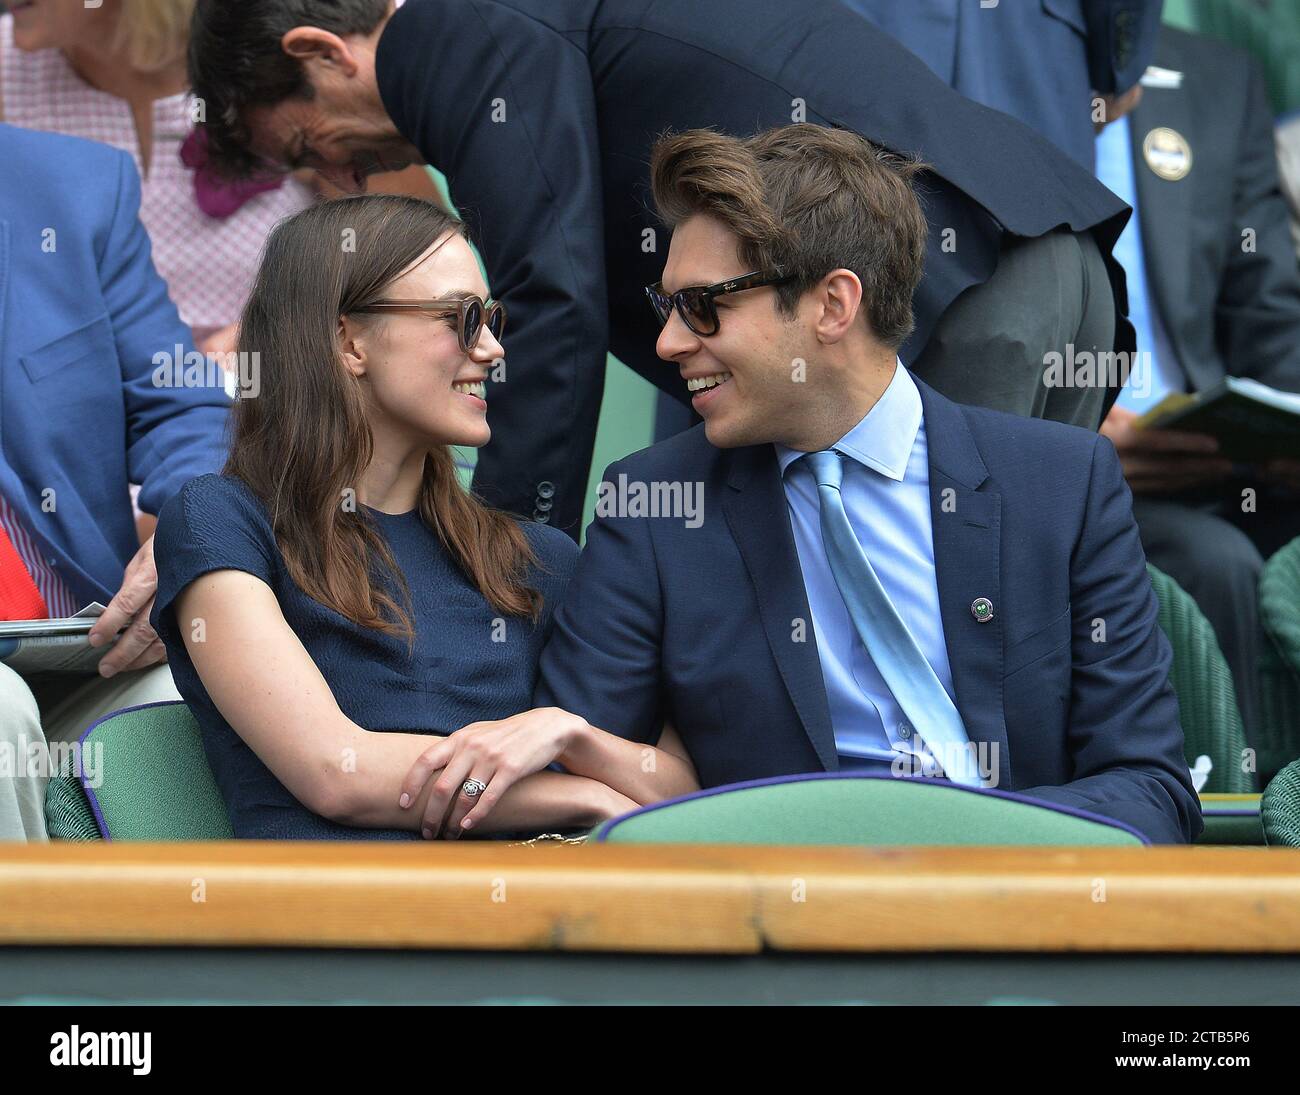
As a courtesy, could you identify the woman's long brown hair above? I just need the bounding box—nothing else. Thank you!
[225,194,541,638]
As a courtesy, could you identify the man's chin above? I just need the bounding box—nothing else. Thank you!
[702,417,749,450]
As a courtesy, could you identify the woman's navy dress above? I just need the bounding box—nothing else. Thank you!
[152,473,579,839]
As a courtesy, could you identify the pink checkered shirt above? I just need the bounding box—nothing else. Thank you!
[1,15,312,336]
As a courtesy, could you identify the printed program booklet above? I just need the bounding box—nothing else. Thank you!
[1136,377,1300,463]
[0,603,110,673]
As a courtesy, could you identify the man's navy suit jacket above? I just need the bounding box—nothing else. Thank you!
[535,376,1202,845]
[377,0,1135,537]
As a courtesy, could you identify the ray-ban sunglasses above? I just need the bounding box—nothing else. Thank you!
[645,268,792,336]
[352,295,507,354]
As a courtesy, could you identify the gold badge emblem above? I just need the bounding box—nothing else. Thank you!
[1142,127,1192,181]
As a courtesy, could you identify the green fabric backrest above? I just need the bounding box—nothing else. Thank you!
[1258,642,1300,788]
[1259,536,1300,784]
[594,776,1144,846]
[80,701,233,841]
[1262,760,1300,848]
[45,775,102,841]
[1261,536,1300,678]
[1147,564,1253,793]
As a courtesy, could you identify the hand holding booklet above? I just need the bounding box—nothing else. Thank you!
[1135,377,1300,463]
[0,603,112,674]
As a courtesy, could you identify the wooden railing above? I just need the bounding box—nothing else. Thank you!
[2,843,1299,953]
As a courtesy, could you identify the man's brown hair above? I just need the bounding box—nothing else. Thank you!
[650,124,928,348]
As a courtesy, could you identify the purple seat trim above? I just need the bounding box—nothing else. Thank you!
[75,700,192,842]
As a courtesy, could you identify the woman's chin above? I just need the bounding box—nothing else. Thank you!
[448,423,491,449]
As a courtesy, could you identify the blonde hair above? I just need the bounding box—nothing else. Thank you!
[114,0,195,72]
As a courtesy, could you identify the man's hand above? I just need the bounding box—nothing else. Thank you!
[1093,84,1143,133]
[1100,405,1233,493]
[87,535,165,678]
[1259,458,1300,492]
[398,707,590,839]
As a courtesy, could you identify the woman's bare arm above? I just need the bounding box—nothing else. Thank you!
[176,570,633,834]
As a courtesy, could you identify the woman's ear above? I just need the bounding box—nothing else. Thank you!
[338,315,368,378]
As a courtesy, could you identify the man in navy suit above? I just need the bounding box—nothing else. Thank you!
[534,124,1201,845]
[189,0,1135,540]
[0,126,230,840]
[842,0,1162,168]
[1094,27,1300,772]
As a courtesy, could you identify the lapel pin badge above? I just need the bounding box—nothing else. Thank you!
[971,597,994,623]
[1143,126,1192,181]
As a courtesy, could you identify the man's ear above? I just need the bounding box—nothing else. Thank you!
[338,315,369,378]
[281,27,360,78]
[815,269,865,345]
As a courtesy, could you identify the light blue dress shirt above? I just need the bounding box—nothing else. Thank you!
[775,363,958,772]
[1094,115,1185,411]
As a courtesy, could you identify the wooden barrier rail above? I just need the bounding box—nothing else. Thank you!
[1,843,1298,954]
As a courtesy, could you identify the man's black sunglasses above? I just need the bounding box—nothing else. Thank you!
[645,269,792,336]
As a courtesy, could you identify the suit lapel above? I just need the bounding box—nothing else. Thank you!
[719,382,1011,785]
[1129,38,1197,383]
[721,445,838,771]
[917,379,1011,789]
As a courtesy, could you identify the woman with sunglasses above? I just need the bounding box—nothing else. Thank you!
[150,195,699,840]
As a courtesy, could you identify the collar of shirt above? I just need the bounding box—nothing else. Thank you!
[774,359,921,482]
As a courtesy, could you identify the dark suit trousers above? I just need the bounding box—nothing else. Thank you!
[911,228,1115,430]
[1132,489,1300,762]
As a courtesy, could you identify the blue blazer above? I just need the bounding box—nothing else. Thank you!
[536,376,1202,845]
[0,125,229,606]
[842,0,1163,168]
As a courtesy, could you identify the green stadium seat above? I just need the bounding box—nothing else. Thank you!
[1147,564,1254,793]
[592,774,1146,846]
[72,701,232,840]
[44,774,102,841]
[1262,760,1300,847]
[1259,536,1300,784]
[1196,792,1264,845]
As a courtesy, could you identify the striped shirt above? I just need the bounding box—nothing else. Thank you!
[0,494,78,619]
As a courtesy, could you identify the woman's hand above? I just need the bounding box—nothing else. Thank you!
[399,707,591,839]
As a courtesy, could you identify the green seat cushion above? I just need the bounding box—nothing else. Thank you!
[593,774,1146,846]
[79,701,233,841]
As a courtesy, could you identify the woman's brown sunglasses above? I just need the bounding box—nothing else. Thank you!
[352,295,507,354]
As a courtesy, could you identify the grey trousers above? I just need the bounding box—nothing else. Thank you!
[912,228,1116,430]
[0,662,181,842]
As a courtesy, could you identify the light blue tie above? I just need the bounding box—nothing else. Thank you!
[803,450,982,787]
